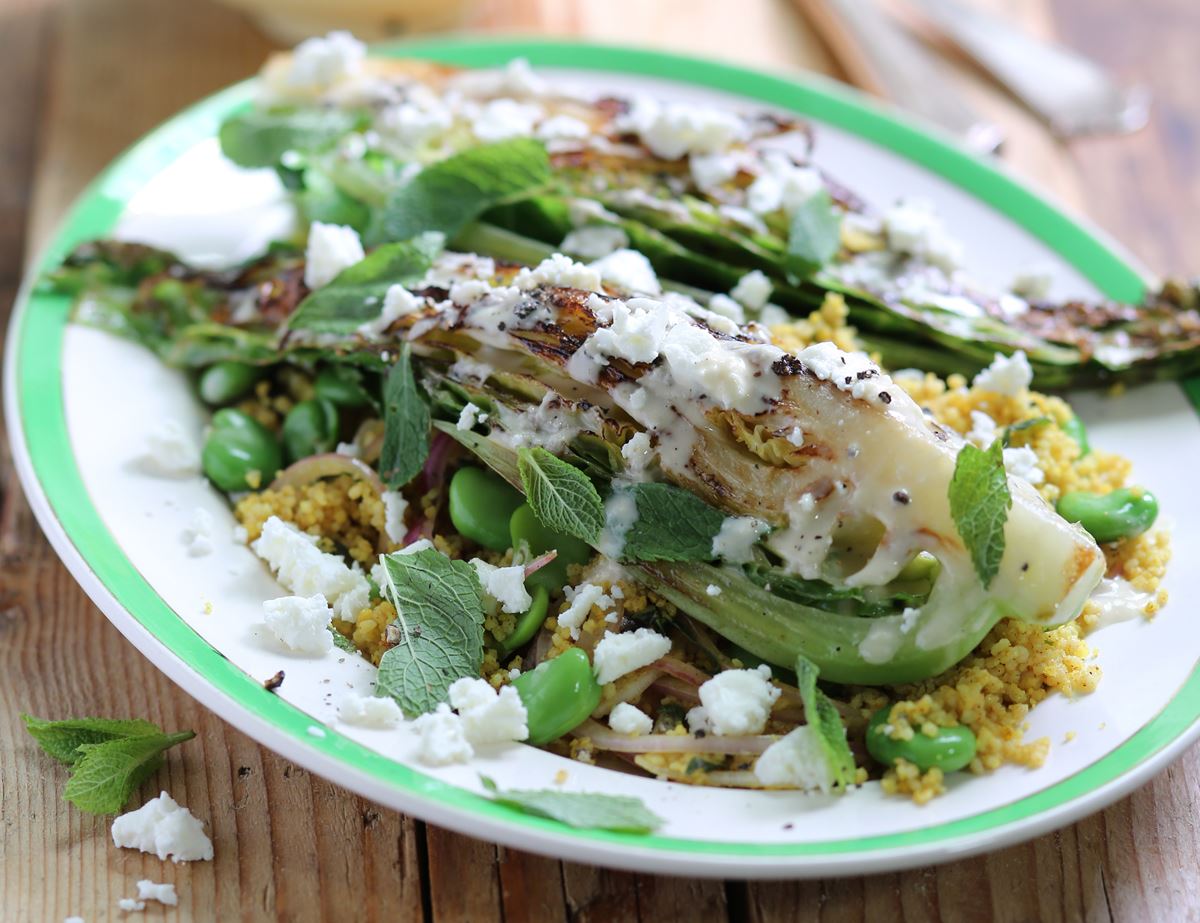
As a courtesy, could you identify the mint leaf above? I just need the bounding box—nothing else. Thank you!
[793,655,856,789]
[480,776,663,834]
[22,715,162,766]
[948,439,1012,587]
[375,548,485,716]
[618,482,725,562]
[288,235,442,334]
[332,631,358,654]
[380,343,430,488]
[62,731,195,814]
[371,139,551,244]
[784,188,841,281]
[1002,416,1051,446]
[219,107,363,168]
[518,447,604,544]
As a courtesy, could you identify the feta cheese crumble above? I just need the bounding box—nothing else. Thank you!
[608,702,653,736]
[456,402,487,431]
[111,792,213,863]
[754,725,835,791]
[472,98,543,142]
[706,584,722,597]
[117,898,145,912]
[382,490,409,544]
[470,559,533,614]
[697,665,780,736]
[338,691,404,728]
[252,516,371,622]
[557,582,613,639]
[514,253,602,292]
[592,628,672,684]
[136,881,178,907]
[620,97,744,160]
[729,270,773,312]
[262,594,334,656]
[448,677,529,744]
[304,222,364,289]
[584,297,669,365]
[590,249,662,295]
[413,703,474,765]
[972,350,1033,396]
[286,31,366,92]
[182,507,214,557]
[358,283,421,338]
[882,199,963,272]
[560,225,629,259]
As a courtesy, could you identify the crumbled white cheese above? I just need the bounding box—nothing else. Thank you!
[753,725,835,791]
[608,702,653,736]
[689,152,741,191]
[620,96,744,160]
[111,792,213,863]
[557,583,613,639]
[966,410,998,447]
[706,294,746,324]
[730,270,773,312]
[456,402,487,431]
[413,703,474,765]
[685,706,710,734]
[358,284,422,338]
[448,677,529,744]
[514,253,602,292]
[561,225,629,259]
[698,666,780,736]
[537,114,591,142]
[182,507,215,557]
[376,91,454,155]
[452,57,546,98]
[882,199,963,272]
[793,341,899,405]
[263,594,334,655]
[135,881,178,907]
[117,898,145,912]
[382,490,408,544]
[706,584,722,597]
[711,516,769,564]
[972,350,1033,396]
[252,516,371,622]
[338,691,404,728]
[786,426,805,447]
[654,320,783,413]
[996,293,1030,320]
[620,431,655,475]
[1004,445,1045,485]
[590,249,661,295]
[758,303,790,325]
[585,297,669,365]
[139,420,200,477]
[592,628,672,684]
[472,98,543,142]
[335,441,360,458]
[1011,264,1054,300]
[286,31,366,92]
[304,222,365,289]
[745,153,823,215]
[470,559,533,614]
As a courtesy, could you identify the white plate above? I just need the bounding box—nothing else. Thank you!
[7,40,1200,878]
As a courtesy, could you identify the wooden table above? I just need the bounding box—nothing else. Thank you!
[3,0,1198,919]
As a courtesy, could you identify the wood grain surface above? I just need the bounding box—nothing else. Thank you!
[2,0,1198,920]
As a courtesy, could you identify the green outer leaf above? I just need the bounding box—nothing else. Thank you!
[479,776,663,834]
[62,731,195,814]
[374,548,485,717]
[1002,415,1051,446]
[380,343,430,488]
[22,715,162,766]
[619,481,726,562]
[793,656,856,789]
[948,440,1012,587]
[332,632,359,654]
[517,447,604,544]
[372,139,551,244]
[218,108,363,168]
[287,235,442,334]
[783,188,841,281]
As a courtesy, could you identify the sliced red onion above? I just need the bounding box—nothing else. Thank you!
[523,550,558,578]
[269,453,384,494]
[573,719,776,755]
[591,669,662,719]
[654,656,712,687]
[422,431,454,490]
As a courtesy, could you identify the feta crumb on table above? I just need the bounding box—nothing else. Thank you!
[111,791,213,863]
[338,692,404,729]
[136,880,178,906]
[413,703,475,765]
[753,725,835,792]
[592,628,672,685]
[608,702,653,736]
[448,677,529,744]
[304,222,365,290]
[116,898,145,912]
[262,594,334,656]
[698,665,780,736]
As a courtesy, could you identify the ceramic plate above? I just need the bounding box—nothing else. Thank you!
[8,40,1200,878]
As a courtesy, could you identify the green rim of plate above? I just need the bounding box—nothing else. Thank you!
[13,38,1196,860]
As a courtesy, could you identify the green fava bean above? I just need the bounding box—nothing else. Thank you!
[449,467,525,552]
[202,408,282,492]
[1056,487,1158,543]
[499,585,550,656]
[199,361,260,405]
[866,708,976,773]
[512,648,602,745]
[282,398,340,463]
[509,503,593,591]
[1061,415,1090,457]
[314,367,372,407]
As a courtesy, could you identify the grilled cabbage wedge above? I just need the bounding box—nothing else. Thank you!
[50,242,1106,684]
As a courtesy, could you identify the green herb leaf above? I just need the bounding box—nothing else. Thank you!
[743,567,931,617]
[380,343,430,488]
[517,447,604,544]
[617,482,726,562]
[62,731,195,814]
[22,715,163,766]
[784,188,841,281]
[793,655,856,790]
[374,548,485,717]
[1001,416,1052,446]
[479,776,663,834]
[331,632,358,654]
[371,139,551,244]
[287,235,443,334]
[219,108,364,168]
[948,439,1012,587]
